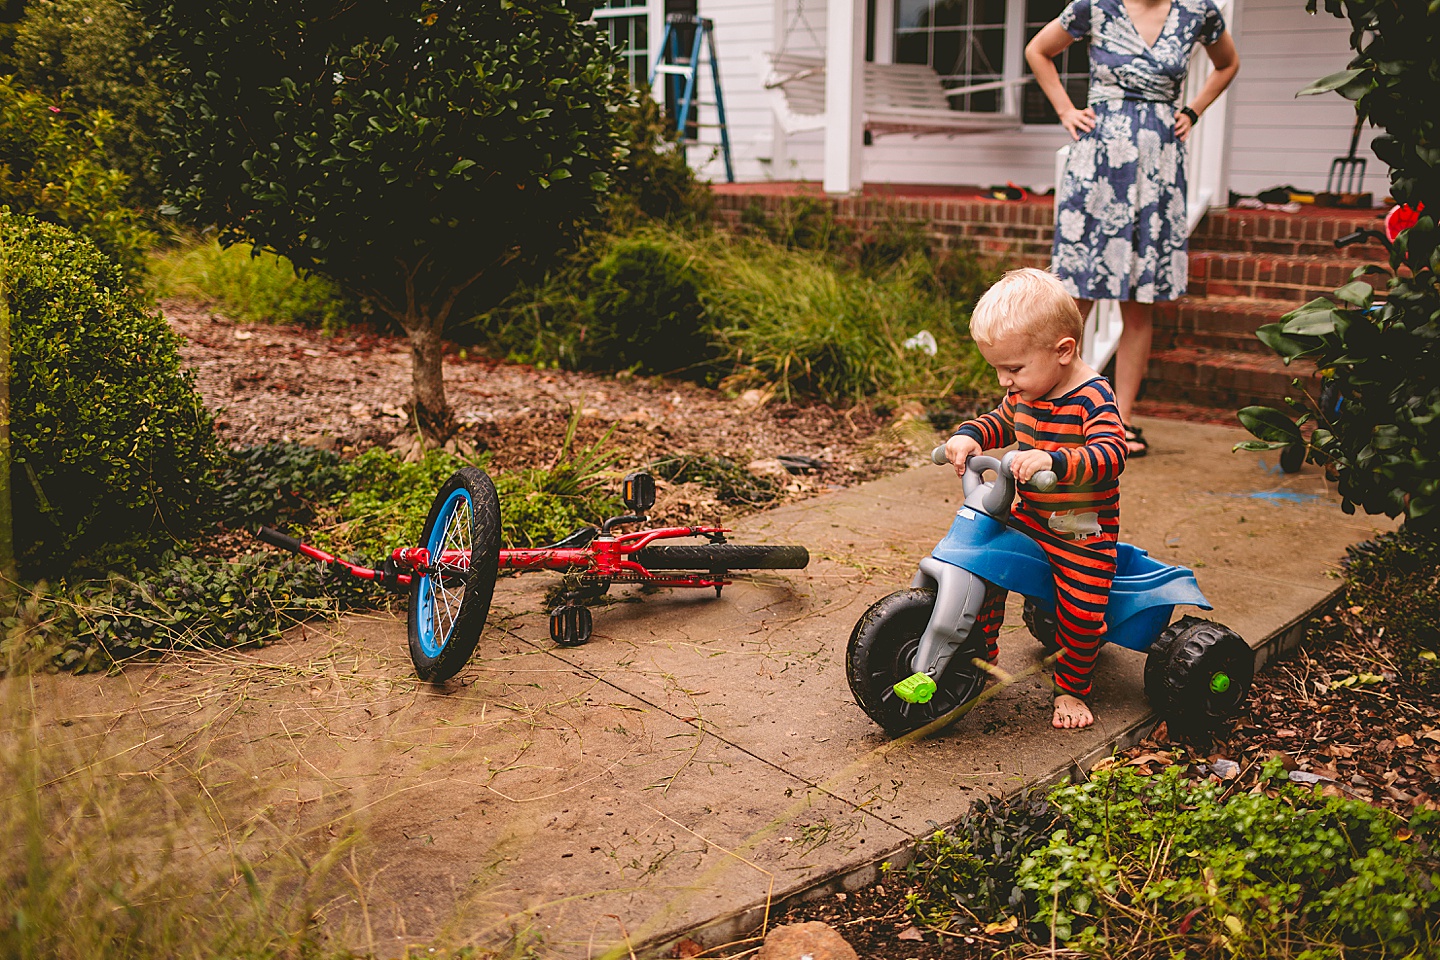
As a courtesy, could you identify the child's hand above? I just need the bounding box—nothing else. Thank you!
[1009,449,1055,484]
[944,435,983,478]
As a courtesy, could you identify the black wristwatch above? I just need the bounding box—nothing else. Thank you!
[1180,105,1200,124]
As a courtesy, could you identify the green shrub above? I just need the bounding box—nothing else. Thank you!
[149,237,366,331]
[608,89,714,226]
[482,223,991,405]
[11,0,168,210]
[1240,1,1440,529]
[893,793,1062,930]
[213,443,348,529]
[0,76,155,283]
[1,553,375,675]
[581,234,710,376]
[2,212,219,576]
[1018,764,1440,957]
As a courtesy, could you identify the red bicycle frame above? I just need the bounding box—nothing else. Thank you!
[256,525,736,591]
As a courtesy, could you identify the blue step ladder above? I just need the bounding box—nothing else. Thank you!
[649,14,734,183]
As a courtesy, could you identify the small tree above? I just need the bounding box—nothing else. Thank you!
[142,0,630,437]
[1239,0,1439,529]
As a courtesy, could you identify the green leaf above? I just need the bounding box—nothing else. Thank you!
[1296,68,1364,97]
[1237,406,1303,445]
[1332,281,1373,307]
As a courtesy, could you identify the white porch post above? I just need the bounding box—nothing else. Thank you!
[822,0,864,195]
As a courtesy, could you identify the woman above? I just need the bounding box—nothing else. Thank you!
[1026,0,1239,456]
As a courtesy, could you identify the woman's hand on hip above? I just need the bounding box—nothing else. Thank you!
[1174,109,1195,142]
[1060,105,1096,140]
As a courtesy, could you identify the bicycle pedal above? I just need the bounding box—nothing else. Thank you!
[549,603,593,647]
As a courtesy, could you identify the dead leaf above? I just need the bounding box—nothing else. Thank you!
[1396,734,1415,748]
[672,937,704,958]
[897,926,924,941]
[984,916,1019,935]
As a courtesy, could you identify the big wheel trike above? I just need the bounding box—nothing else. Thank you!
[847,449,1251,736]
[257,468,809,683]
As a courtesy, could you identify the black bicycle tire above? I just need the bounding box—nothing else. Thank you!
[633,543,809,571]
[408,467,501,683]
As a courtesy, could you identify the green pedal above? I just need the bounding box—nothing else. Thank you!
[893,672,937,704]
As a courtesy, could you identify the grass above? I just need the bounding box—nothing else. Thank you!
[479,221,996,406]
[148,235,362,331]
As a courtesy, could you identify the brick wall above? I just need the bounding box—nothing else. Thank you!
[709,191,1055,268]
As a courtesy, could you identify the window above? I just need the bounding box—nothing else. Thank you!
[593,0,653,87]
[1022,0,1089,124]
[894,0,1008,113]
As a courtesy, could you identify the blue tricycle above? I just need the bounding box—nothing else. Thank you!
[846,449,1252,736]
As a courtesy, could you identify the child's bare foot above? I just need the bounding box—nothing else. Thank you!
[1053,694,1094,729]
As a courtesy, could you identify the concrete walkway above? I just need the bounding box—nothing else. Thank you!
[38,416,1394,959]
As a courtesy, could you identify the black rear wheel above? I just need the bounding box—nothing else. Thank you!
[633,543,809,571]
[846,588,990,737]
[1150,616,1253,734]
[407,467,501,683]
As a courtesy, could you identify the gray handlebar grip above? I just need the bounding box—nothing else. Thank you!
[931,444,949,465]
[1026,470,1058,492]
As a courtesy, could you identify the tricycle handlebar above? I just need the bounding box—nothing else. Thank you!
[930,444,1057,493]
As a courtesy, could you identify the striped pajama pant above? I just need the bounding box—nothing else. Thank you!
[972,511,1117,699]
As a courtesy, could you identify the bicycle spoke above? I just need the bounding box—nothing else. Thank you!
[431,499,472,643]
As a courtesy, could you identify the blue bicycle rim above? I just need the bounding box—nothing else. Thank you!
[416,487,473,659]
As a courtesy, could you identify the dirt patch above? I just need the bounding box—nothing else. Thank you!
[168,299,958,529]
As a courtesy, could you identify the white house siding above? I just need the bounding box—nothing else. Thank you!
[687,0,782,182]
[697,0,1391,204]
[1225,0,1389,200]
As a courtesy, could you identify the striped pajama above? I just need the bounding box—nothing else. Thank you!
[955,377,1128,699]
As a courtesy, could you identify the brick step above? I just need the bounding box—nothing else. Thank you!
[1144,345,1321,411]
[1153,297,1299,355]
[1190,208,1389,260]
[1187,251,1360,302]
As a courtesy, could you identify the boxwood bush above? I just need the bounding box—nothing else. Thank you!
[3,212,219,575]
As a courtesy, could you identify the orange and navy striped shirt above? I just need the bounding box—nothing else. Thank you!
[954,377,1127,538]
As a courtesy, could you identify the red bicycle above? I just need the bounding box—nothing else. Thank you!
[256,468,810,682]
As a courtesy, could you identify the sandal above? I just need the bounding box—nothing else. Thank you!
[1123,422,1149,458]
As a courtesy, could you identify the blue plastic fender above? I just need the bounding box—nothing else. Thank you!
[927,509,1214,652]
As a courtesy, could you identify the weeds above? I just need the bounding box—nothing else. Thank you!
[0,679,362,958]
[481,222,992,405]
[899,763,1440,959]
[149,235,366,331]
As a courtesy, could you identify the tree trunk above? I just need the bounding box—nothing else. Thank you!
[402,313,454,441]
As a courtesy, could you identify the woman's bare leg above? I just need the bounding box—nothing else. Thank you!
[1113,301,1154,429]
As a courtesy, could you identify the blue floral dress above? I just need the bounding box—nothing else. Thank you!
[1051,0,1226,303]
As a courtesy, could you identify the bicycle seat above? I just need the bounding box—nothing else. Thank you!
[542,526,599,549]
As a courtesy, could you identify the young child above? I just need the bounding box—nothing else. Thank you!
[944,267,1128,730]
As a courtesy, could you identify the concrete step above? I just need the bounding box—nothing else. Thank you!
[1144,345,1321,411]
[1153,297,1300,355]
[1187,251,1363,303]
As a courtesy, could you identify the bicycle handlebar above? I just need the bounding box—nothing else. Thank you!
[257,525,305,553]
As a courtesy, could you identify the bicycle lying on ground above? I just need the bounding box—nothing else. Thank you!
[256,468,810,683]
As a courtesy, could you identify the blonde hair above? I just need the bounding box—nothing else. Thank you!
[969,267,1084,348]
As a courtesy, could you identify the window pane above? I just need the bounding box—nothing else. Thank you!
[1022,0,1089,123]
[891,0,1008,113]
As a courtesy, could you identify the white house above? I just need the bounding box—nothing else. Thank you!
[595,0,1389,205]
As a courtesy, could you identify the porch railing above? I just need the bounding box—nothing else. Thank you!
[1057,0,1234,372]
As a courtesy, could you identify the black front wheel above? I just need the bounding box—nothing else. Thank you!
[846,588,990,737]
[1147,616,1253,734]
[408,467,501,683]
